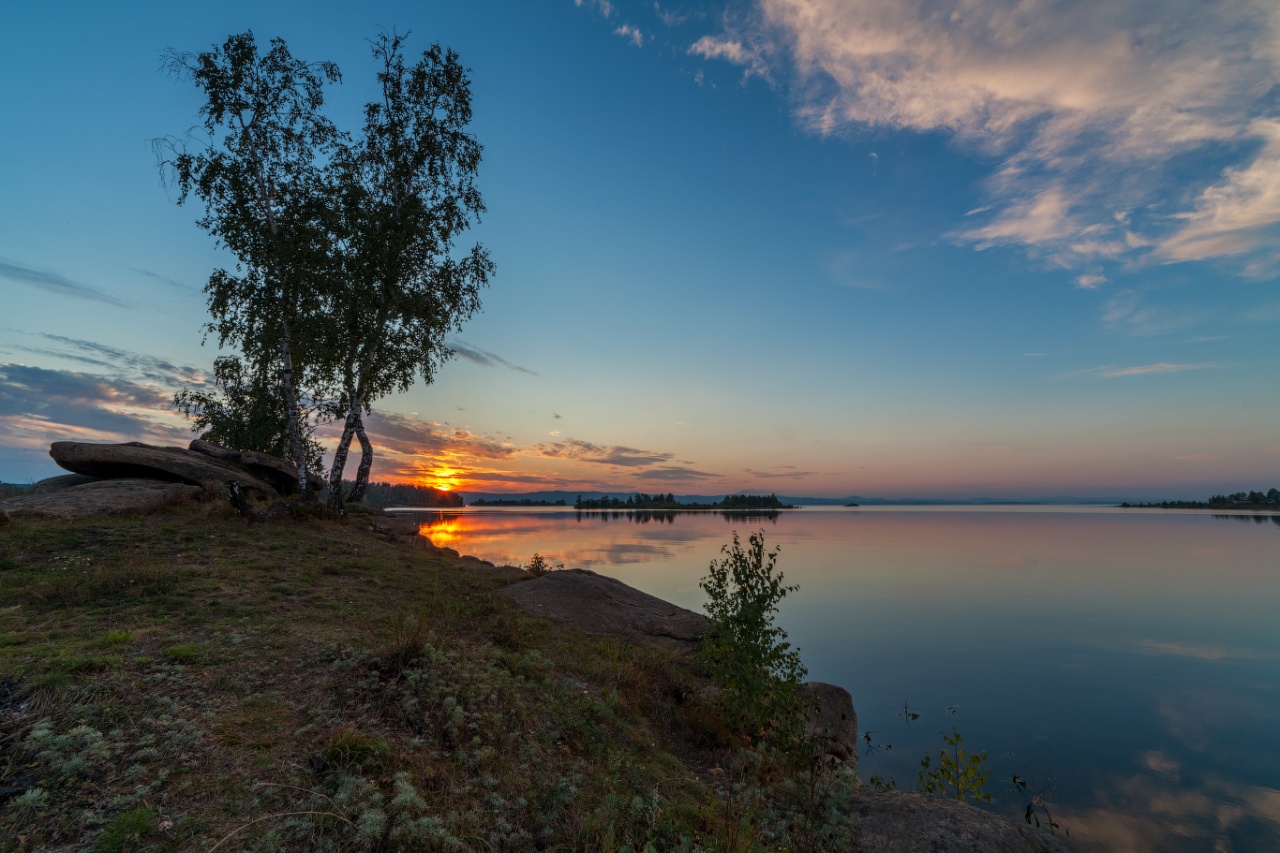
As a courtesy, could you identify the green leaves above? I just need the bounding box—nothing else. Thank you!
[699,531,808,749]
[916,725,994,804]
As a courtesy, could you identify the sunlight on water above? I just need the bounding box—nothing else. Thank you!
[393,505,1280,852]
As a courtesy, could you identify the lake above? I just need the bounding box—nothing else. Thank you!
[391,504,1280,852]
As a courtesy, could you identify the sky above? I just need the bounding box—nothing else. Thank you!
[1,0,1277,500]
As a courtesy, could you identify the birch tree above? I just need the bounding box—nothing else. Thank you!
[158,32,340,495]
[321,33,492,506]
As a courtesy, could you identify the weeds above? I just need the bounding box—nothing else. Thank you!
[524,552,564,577]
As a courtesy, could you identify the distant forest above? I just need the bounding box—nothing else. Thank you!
[1122,488,1280,509]
[470,498,567,507]
[574,493,795,510]
[356,482,463,508]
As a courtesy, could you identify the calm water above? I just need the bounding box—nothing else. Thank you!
[392,505,1280,852]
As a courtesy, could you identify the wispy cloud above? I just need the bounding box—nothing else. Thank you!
[574,0,614,18]
[635,465,721,481]
[445,340,538,376]
[1084,362,1215,379]
[0,258,132,308]
[615,23,645,47]
[743,467,818,479]
[1075,273,1108,290]
[0,362,190,448]
[691,0,1280,269]
[1101,290,1195,336]
[533,438,675,468]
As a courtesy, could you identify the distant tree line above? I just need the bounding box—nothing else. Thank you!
[1121,488,1279,509]
[357,482,463,509]
[469,498,567,507]
[574,493,794,510]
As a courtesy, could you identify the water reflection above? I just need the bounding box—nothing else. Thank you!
[1213,512,1280,526]
[391,506,1280,852]
[574,508,782,524]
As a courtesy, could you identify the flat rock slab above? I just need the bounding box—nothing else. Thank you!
[850,789,1072,852]
[31,474,100,494]
[188,439,325,494]
[500,568,711,653]
[50,441,277,498]
[0,478,203,519]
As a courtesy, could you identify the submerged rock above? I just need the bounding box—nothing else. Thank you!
[500,568,711,654]
[0,478,203,519]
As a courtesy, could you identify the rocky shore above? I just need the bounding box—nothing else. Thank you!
[0,440,1071,851]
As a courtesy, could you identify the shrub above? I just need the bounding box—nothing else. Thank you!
[917,725,993,804]
[524,553,564,577]
[699,530,808,750]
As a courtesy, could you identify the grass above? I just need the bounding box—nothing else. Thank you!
[0,499,768,852]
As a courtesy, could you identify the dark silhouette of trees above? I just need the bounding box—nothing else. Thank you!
[318,33,491,507]
[160,31,490,504]
[158,32,341,494]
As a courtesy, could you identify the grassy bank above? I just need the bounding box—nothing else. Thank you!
[0,501,748,852]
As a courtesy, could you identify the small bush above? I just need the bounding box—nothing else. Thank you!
[917,725,993,804]
[699,530,808,750]
[524,553,564,577]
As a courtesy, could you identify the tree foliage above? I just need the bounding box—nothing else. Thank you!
[319,32,492,506]
[699,531,808,749]
[160,30,492,504]
[174,355,325,472]
[159,31,342,493]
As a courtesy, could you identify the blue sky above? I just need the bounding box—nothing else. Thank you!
[1,0,1277,499]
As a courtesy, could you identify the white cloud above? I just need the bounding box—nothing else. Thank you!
[615,24,645,47]
[574,0,614,18]
[692,0,1280,269]
[1086,362,1214,378]
[1158,119,1280,261]
[1075,274,1108,290]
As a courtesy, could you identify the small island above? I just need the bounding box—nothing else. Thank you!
[573,492,796,510]
[1121,488,1279,510]
[469,498,568,507]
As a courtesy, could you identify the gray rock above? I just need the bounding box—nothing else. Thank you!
[805,681,858,765]
[50,441,277,498]
[31,474,100,494]
[849,789,1072,852]
[369,514,422,536]
[500,568,711,653]
[0,478,203,519]
[188,439,325,494]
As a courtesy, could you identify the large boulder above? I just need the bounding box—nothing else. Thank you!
[0,478,203,519]
[805,681,858,765]
[500,568,711,654]
[30,474,100,494]
[849,789,1072,852]
[188,439,325,494]
[49,441,277,498]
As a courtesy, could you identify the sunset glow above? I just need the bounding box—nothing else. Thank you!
[1,1,1276,501]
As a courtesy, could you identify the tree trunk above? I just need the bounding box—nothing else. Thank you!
[349,415,374,503]
[327,386,361,509]
[277,320,311,496]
